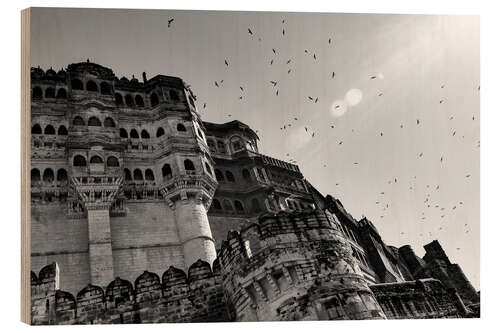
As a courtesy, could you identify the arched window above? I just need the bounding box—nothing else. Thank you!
[44,125,55,135]
[223,199,233,211]
[56,88,67,99]
[184,159,195,172]
[31,169,40,182]
[205,162,213,176]
[107,156,119,167]
[242,169,251,182]
[145,169,155,181]
[133,169,143,181]
[140,130,150,139]
[88,117,102,126]
[177,123,186,132]
[211,199,222,210]
[100,82,112,95]
[104,117,115,128]
[130,129,139,139]
[162,164,172,179]
[150,92,159,107]
[31,124,42,134]
[73,155,87,167]
[90,155,103,164]
[42,168,54,182]
[225,170,235,182]
[231,136,244,152]
[125,94,134,106]
[156,127,165,137]
[135,95,145,107]
[72,116,85,126]
[45,87,55,98]
[217,140,226,153]
[86,80,98,92]
[124,168,132,181]
[119,128,128,138]
[115,93,123,105]
[234,200,244,212]
[32,86,43,99]
[215,169,224,181]
[251,198,261,213]
[57,125,68,135]
[71,79,83,90]
[169,90,180,101]
[56,169,68,182]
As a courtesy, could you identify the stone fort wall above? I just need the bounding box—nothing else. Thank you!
[31,201,187,295]
[30,209,472,324]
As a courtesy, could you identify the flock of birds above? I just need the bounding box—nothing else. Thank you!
[168,16,479,249]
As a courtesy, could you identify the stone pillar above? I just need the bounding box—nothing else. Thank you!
[87,207,114,287]
[175,197,217,268]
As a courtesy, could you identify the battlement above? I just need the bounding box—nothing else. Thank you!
[30,260,229,324]
[216,208,386,321]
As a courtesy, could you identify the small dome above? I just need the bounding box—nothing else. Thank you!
[45,68,57,77]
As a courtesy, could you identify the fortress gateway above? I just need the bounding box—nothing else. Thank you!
[29,62,479,324]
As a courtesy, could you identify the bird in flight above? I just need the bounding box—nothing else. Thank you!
[276,90,279,96]
[270,81,278,87]
[314,97,319,103]
[248,28,253,35]
[417,119,420,125]
[308,96,314,101]
[378,93,383,97]
[370,75,377,79]
[270,59,274,65]
[214,81,219,87]
[224,59,229,66]
[272,48,277,55]
[167,18,174,27]
[313,54,317,60]
[288,69,292,74]
[332,72,335,79]
[328,38,332,44]
[286,59,292,64]
[240,86,244,91]
[282,29,285,36]
[203,103,206,109]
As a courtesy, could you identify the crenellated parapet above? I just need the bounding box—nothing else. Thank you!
[30,260,230,325]
[217,209,386,321]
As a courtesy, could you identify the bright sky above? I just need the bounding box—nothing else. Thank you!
[31,8,480,289]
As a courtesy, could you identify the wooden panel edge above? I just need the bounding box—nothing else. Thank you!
[20,7,31,325]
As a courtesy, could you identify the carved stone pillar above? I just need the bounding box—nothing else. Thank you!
[72,176,122,287]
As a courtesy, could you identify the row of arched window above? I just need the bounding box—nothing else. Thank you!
[214,168,252,183]
[31,124,68,135]
[124,168,156,182]
[71,79,112,95]
[210,197,262,214]
[119,123,186,139]
[123,159,200,183]
[31,168,68,183]
[32,86,67,100]
[72,116,116,127]
[72,155,119,167]
[114,90,180,108]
